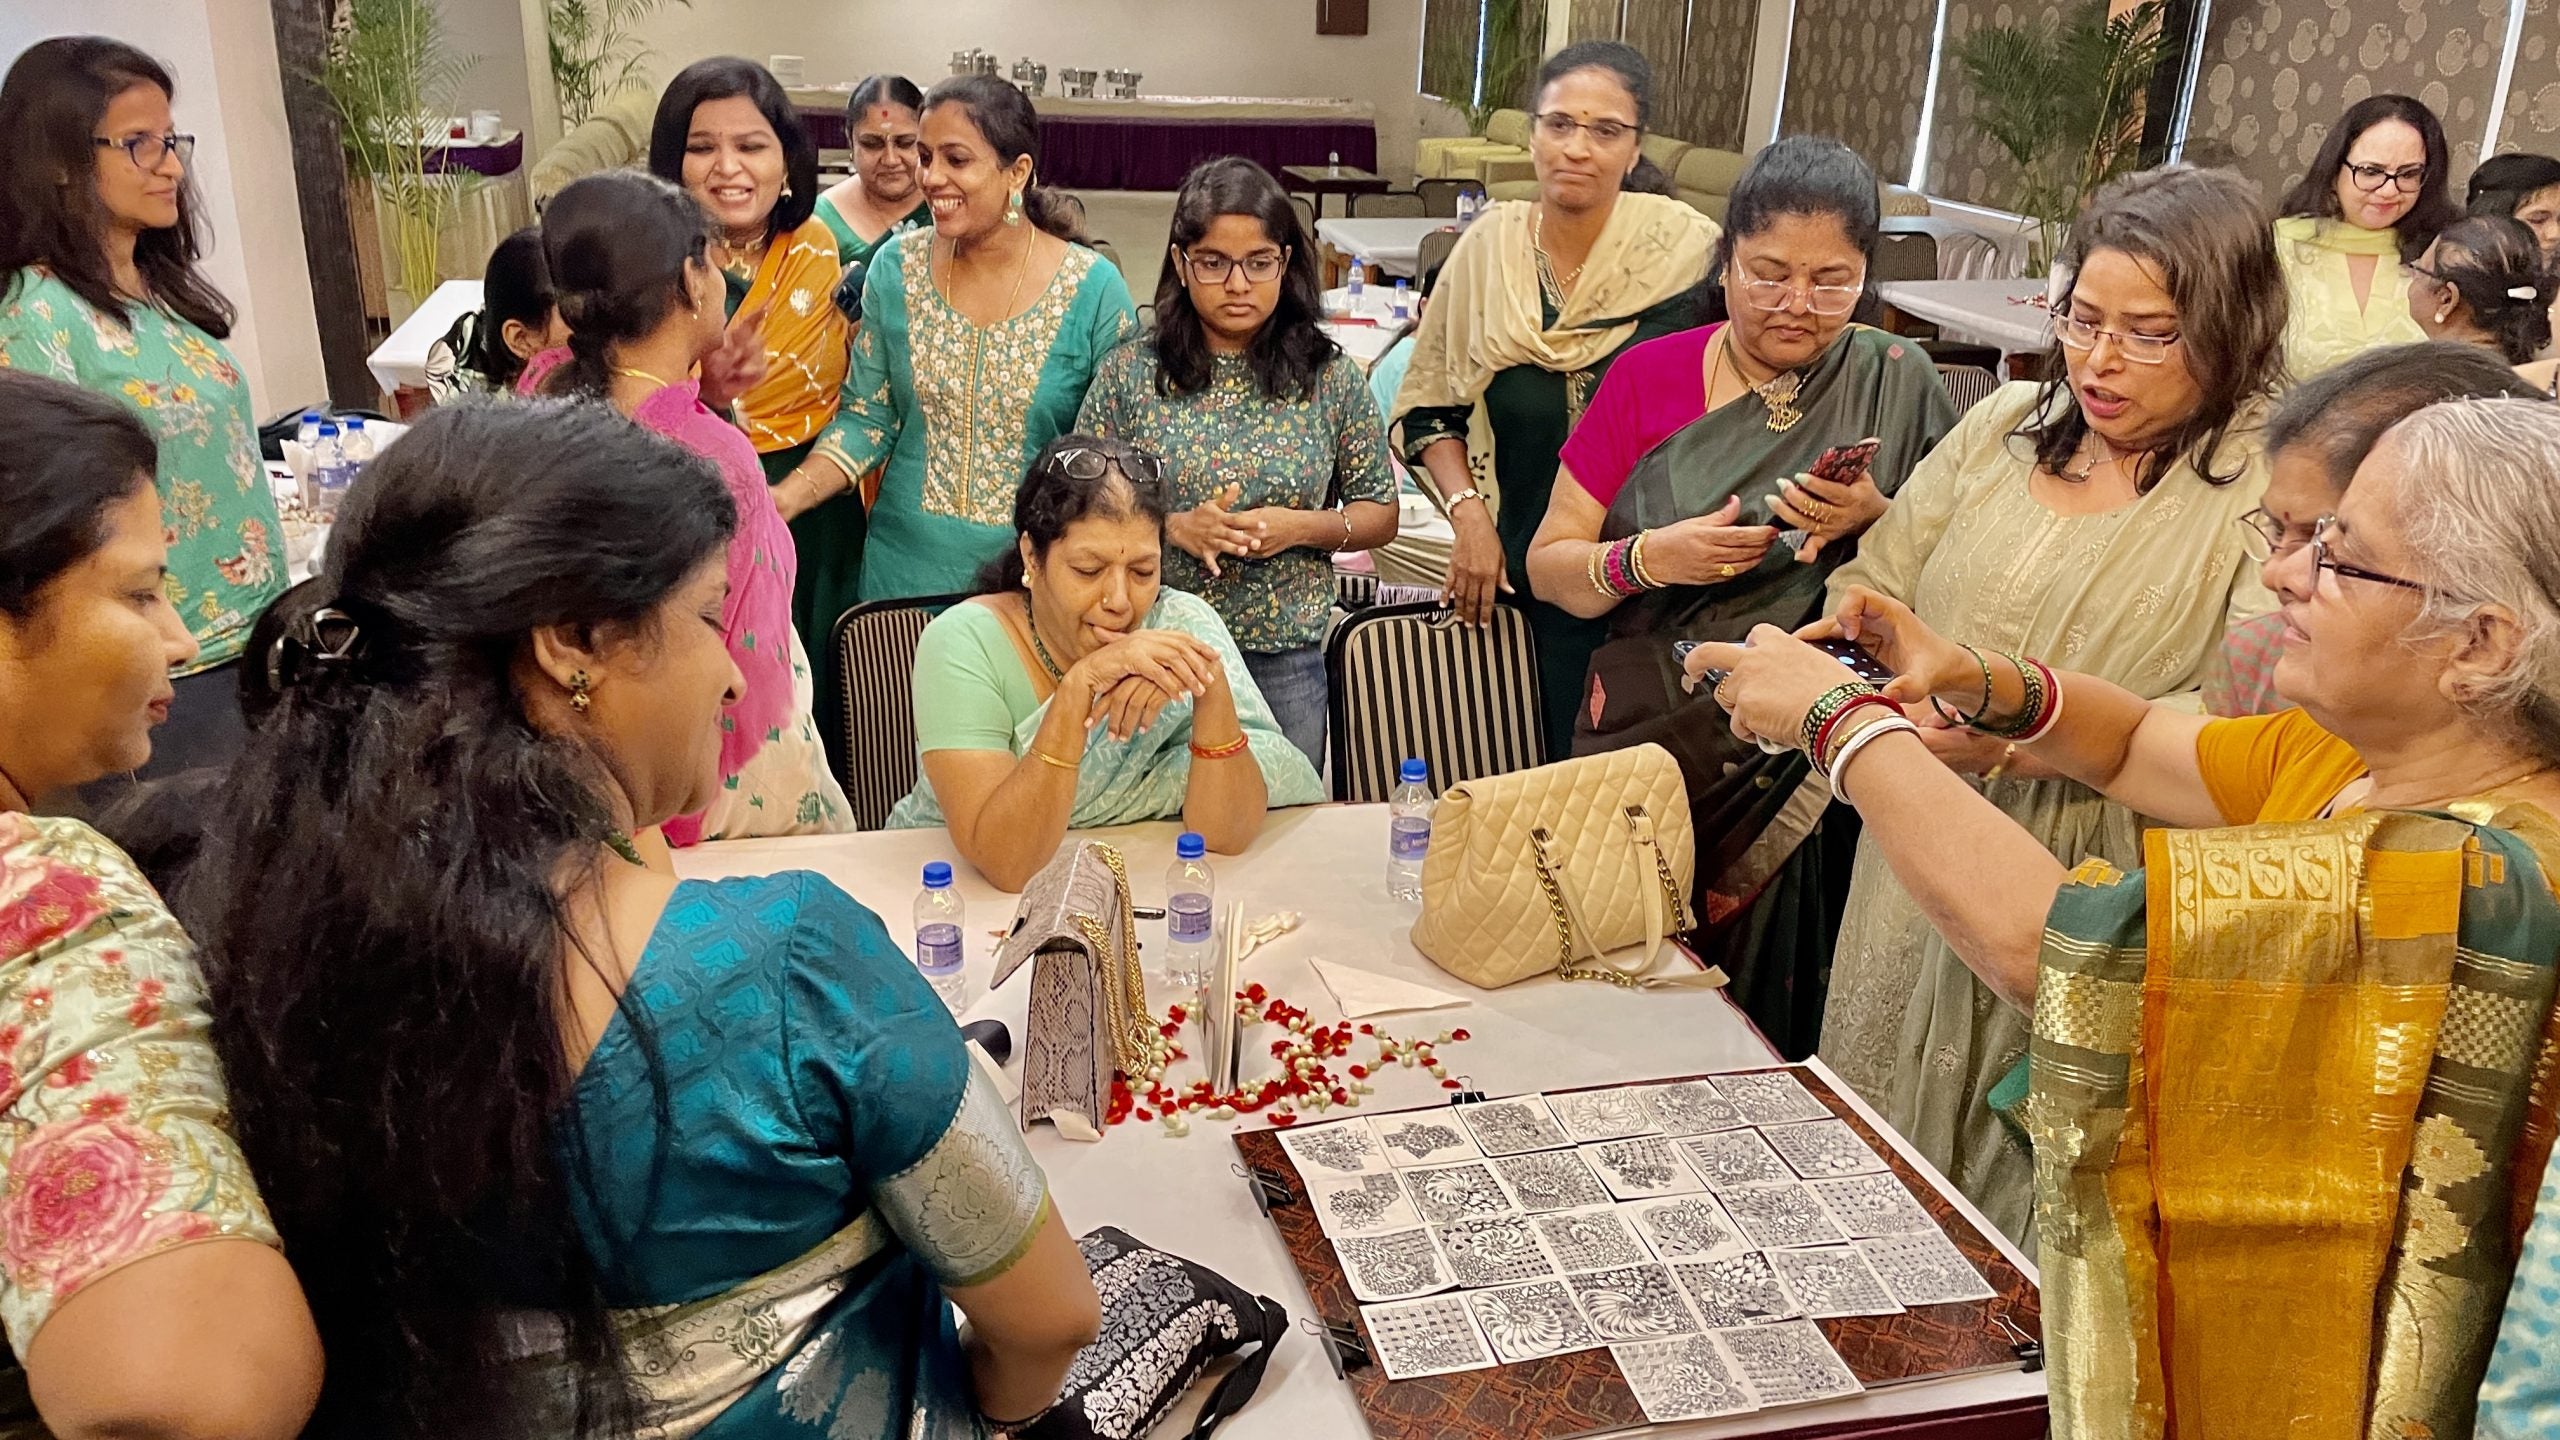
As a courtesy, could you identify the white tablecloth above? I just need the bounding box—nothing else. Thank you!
[677,806,2044,1437]
[367,278,483,394]
[1318,284,1417,369]
[1315,217,1452,278]
[1875,279,2054,356]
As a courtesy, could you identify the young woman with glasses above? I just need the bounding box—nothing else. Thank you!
[1520,136,1957,1058]
[2275,94,2461,377]
[884,435,1321,890]
[1076,156,1400,767]
[1391,40,1718,757]
[1811,165,2288,1248]
[0,37,289,782]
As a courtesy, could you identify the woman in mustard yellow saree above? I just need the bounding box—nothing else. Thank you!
[1689,389,2560,1437]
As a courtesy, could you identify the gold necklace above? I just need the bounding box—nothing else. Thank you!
[610,365,681,390]
[1721,329,1805,433]
[936,227,1038,326]
[1531,206,1586,297]
[2061,433,2143,484]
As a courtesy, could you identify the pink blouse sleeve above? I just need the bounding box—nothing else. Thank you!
[1557,324,1718,512]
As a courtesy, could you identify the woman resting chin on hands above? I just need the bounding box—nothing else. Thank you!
[885,435,1324,891]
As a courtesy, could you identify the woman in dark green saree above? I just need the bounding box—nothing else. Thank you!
[1527,138,1956,1056]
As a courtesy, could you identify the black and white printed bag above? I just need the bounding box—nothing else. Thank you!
[1015,1227,1288,1440]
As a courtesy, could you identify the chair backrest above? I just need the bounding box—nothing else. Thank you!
[1873,229,1938,285]
[1414,177,1468,217]
[1326,600,1545,804]
[1415,228,1460,288]
[831,592,970,830]
[1088,237,1123,281]
[1481,109,1534,149]
[1934,363,2003,419]
[1289,194,1319,239]
[1351,189,1428,219]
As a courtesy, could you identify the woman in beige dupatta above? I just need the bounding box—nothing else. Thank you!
[1392,40,1715,756]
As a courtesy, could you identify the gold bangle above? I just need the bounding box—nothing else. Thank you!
[1339,507,1355,548]
[1026,744,1079,771]
[1984,742,2017,782]
[1587,543,1613,598]
[1629,530,1660,590]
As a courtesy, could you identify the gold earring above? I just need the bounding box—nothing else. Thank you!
[569,670,592,713]
[1006,189,1023,226]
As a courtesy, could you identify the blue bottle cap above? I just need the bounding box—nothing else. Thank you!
[922,861,953,888]
[317,420,339,435]
[346,417,366,429]
[1176,832,1205,859]
[1400,758,1427,783]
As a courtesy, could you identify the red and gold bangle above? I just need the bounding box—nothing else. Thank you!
[1814,693,1902,771]
[2013,659,2066,742]
[1189,733,1251,761]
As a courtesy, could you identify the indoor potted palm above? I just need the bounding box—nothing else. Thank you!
[547,0,691,130]
[321,0,478,323]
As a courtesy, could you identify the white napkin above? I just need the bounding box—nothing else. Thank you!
[1309,957,1469,1019]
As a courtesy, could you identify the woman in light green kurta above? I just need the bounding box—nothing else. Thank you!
[1816,167,2287,1248]
[2274,94,2460,377]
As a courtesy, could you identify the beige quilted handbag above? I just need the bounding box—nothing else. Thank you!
[1410,744,1724,990]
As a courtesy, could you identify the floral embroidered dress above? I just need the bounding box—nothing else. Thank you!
[557,871,1051,1437]
[1076,343,1396,655]
[0,814,279,1386]
[814,235,1137,603]
[0,269,285,675]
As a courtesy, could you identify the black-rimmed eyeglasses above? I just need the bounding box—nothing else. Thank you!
[1182,249,1288,284]
[1044,441,1165,486]
[2308,514,2423,592]
[94,132,194,170]
[2344,161,2428,195]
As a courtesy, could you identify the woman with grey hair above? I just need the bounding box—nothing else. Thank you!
[1686,395,2560,1433]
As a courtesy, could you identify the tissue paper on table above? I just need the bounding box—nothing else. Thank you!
[1310,958,1468,1020]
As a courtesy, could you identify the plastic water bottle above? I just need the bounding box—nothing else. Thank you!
[1163,832,1215,994]
[1347,256,1366,307]
[294,409,323,507]
[310,421,355,520]
[913,862,969,1014]
[1327,149,1341,175]
[1457,186,1482,227]
[1391,277,1412,323]
[1387,758,1433,901]
[340,416,374,463]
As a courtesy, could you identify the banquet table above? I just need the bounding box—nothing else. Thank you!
[1874,278,2054,356]
[366,277,483,396]
[791,89,1375,191]
[678,805,2046,1438]
[1315,217,1452,280]
[1318,283,1415,369]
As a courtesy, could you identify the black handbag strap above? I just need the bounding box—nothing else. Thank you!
[1183,1296,1290,1440]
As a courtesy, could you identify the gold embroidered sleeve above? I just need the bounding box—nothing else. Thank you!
[872,1067,1051,1289]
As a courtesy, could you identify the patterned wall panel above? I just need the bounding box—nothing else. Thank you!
[1673,0,1759,150]
[1570,0,1626,45]
[1781,0,1941,183]
[1924,0,2070,210]
[1422,0,1485,103]
[2181,0,2508,201]
[2497,0,2560,158]
[1621,0,1694,137]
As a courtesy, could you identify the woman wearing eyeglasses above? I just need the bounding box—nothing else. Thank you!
[2275,94,2460,378]
[886,435,1322,890]
[1078,157,1400,767]
[1521,137,1955,1056]
[1393,41,1717,758]
[0,37,288,782]
[1812,166,2287,1246]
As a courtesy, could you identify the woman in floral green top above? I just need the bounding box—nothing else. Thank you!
[1078,157,1398,764]
[0,39,287,779]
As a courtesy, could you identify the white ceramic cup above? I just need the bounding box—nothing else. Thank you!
[468,110,501,143]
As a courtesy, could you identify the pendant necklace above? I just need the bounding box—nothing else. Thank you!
[1025,610,1067,682]
[1721,329,1805,433]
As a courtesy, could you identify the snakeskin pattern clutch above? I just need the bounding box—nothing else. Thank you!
[994,842,1153,1140]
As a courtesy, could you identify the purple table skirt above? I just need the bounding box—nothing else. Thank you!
[796,103,1374,191]
[422,132,524,178]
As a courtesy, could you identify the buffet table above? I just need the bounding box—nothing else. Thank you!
[679,805,2046,1438]
[790,88,1376,190]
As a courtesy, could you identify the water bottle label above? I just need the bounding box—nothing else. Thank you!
[916,922,963,974]
[1391,817,1431,862]
[1169,893,1213,942]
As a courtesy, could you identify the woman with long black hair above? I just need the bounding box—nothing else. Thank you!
[191,402,1098,1438]
[1077,156,1399,764]
[2274,93,2461,376]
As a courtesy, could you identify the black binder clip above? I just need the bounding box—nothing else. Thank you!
[1446,1080,1486,1106]
[1993,1312,2043,1373]
[1318,1318,1371,1377]
[1241,1164,1298,1216]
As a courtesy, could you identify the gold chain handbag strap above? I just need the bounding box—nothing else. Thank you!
[1529,827,1646,990]
[1075,844,1158,1073]
[1625,805,1691,933]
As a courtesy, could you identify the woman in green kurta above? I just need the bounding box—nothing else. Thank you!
[0,39,286,779]
[776,77,1136,605]
[1391,42,1715,758]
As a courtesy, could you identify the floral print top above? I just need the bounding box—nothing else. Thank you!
[0,813,278,1354]
[1078,345,1395,653]
[0,270,285,676]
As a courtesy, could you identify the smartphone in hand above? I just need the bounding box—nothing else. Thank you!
[1751,436,1883,535]
[1674,634,1892,691]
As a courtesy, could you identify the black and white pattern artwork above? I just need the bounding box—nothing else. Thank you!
[1548,1086,1662,1143]
[1308,1170,1422,1238]
[1403,1161,1518,1225]
[1534,1206,1652,1273]
[1335,1227,1455,1303]
[1466,1279,1602,1363]
[1610,1334,1762,1422]
[1585,1136,1704,1200]
[1809,1173,1938,1238]
[1708,1069,1832,1126]
[1433,1214,1556,1289]
[1718,1182,1849,1251]
[1280,1118,1388,1177]
[1565,1262,1701,1342]
[1766,1244,1903,1319]
[1857,1229,1997,1306]
[1708,1320,1863,1405]
[1361,1294,1496,1380]
[1370,1112,1481,1168]
[1678,1129,1797,1193]
[1627,1193,1749,1262]
[1489,1149,1612,1213]
[1457,1095,1572,1156]
[1640,1080,1748,1137]
[1760,1117,1889,1180]
[1670,1251,1802,1328]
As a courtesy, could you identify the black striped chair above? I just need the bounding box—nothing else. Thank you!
[1934,363,2003,418]
[1324,600,1545,804]
[831,592,969,830]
